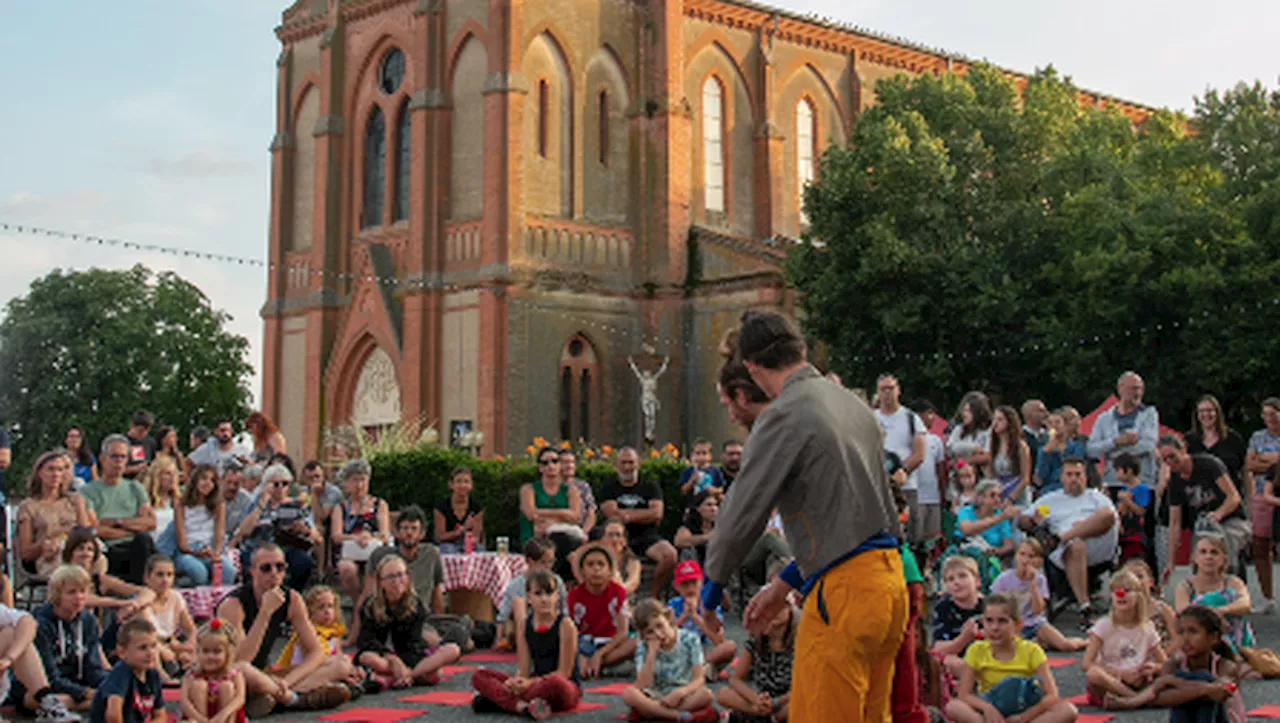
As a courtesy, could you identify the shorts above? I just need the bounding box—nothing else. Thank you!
[1049,529,1118,570]
[1020,621,1045,640]
[577,636,613,658]
[628,532,662,557]
[982,676,1043,717]
[907,492,942,544]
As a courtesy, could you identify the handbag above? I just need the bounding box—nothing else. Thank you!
[1241,647,1280,678]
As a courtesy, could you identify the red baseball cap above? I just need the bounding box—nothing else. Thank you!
[673,559,703,586]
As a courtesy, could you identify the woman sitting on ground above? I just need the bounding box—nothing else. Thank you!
[356,555,461,688]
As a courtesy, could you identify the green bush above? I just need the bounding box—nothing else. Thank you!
[367,447,689,544]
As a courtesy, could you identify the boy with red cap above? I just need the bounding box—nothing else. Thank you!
[668,560,737,672]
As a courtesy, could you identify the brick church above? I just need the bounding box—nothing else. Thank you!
[260,0,1148,459]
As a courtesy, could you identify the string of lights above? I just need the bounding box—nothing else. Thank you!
[6,220,1279,364]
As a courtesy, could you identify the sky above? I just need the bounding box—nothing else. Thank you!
[1,0,1277,407]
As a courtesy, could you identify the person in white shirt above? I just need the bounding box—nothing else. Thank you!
[910,400,948,551]
[874,374,926,488]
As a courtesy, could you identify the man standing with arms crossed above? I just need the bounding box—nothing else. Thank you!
[702,311,907,723]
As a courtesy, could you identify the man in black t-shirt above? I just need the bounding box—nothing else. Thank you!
[1158,435,1250,581]
[599,447,678,598]
[123,410,156,480]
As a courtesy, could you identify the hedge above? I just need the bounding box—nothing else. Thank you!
[367,447,690,544]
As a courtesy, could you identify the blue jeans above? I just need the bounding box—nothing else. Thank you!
[174,551,237,586]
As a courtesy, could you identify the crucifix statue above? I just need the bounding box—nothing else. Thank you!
[628,353,670,446]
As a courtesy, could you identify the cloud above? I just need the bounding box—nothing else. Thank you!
[144,150,253,179]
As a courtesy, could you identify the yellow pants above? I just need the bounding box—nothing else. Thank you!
[791,548,909,723]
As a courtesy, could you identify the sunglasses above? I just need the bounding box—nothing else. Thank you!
[257,562,288,573]
[539,459,558,466]
[271,480,289,488]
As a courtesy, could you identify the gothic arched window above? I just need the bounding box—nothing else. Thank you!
[796,99,816,225]
[393,101,411,222]
[362,106,386,228]
[558,335,599,443]
[701,77,725,213]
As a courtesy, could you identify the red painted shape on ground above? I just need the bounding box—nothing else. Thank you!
[1046,657,1077,669]
[1076,714,1113,723]
[465,651,519,663]
[583,682,632,696]
[1247,706,1280,719]
[555,701,608,716]
[1065,693,1092,707]
[317,707,428,722]
[397,691,476,706]
[162,688,182,702]
[438,665,477,678]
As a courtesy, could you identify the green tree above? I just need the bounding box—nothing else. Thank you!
[0,264,252,485]
[788,67,1280,430]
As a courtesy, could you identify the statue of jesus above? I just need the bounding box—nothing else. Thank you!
[628,354,669,445]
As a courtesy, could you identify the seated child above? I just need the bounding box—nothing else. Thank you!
[355,556,462,688]
[179,619,246,723]
[566,544,636,679]
[680,439,726,501]
[139,555,196,678]
[718,591,797,722]
[1120,559,1180,656]
[621,599,718,723]
[990,540,1087,652]
[1082,571,1166,706]
[951,461,978,513]
[1104,605,1246,723]
[944,593,1078,723]
[667,560,737,672]
[1113,454,1152,564]
[34,565,110,714]
[90,618,168,723]
[498,537,568,649]
[0,569,82,722]
[931,556,986,680]
[276,586,365,697]
[472,569,581,719]
[573,521,642,597]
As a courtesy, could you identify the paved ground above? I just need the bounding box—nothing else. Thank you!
[225,567,1280,722]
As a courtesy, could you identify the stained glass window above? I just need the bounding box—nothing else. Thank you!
[380,49,405,95]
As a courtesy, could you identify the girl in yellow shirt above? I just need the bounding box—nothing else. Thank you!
[946,593,1079,723]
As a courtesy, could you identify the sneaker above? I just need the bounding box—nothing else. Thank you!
[35,695,79,723]
[1077,603,1096,634]
[1252,597,1277,615]
[526,698,551,721]
[297,682,351,710]
[344,681,364,701]
[245,694,277,719]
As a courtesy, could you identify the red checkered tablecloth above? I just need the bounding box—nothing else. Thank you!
[441,553,527,606]
[180,585,238,621]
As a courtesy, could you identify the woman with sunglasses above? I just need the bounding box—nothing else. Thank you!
[519,447,583,546]
[356,555,461,688]
[234,464,321,591]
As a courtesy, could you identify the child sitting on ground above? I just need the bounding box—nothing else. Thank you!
[566,544,635,679]
[33,565,110,714]
[575,521,642,597]
[1120,559,1180,656]
[139,555,196,680]
[356,555,462,688]
[1104,605,1246,722]
[945,593,1078,723]
[0,568,82,722]
[931,556,986,680]
[621,599,718,723]
[497,537,569,650]
[667,560,737,673]
[679,439,726,501]
[718,586,797,722]
[276,586,366,697]
[179,619,246,723]
[1082,570,1166,706]
[90,618,168,723]
[472,569,581,719]
[990,540,1088,652]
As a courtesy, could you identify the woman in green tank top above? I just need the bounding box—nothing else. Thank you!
[519,447,583,544]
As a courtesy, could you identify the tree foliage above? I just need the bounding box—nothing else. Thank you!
[788,68,1280,430]
[0,264,253,480]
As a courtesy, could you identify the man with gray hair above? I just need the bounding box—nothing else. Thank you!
[1088,371,1159,488]
[81,434,157,583]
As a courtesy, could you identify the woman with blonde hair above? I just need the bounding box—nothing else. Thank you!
[145,455,181,544]
[17,449,93,576]
[355,555,460,688]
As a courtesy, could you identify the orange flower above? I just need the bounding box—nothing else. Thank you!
[584,449,595,458]
[495,455,505,461]
[601,445,614,456]
[525,445,537,456]
[650,449,660,458]
[559,440,572,450]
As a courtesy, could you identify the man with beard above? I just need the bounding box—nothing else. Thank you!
[718,441,743,494]
[190,420,253,473]
[703,311,906,722]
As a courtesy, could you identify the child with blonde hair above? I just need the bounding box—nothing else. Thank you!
[945,593,1077,723]
[931,556,985,679]
[990,539,1087,652]
[180,619,246,723]
[621,599,718,723]
[1120,559,1180,656]
[276,586,365,696]
[33,565,109,714]
[1082,570,1166,706]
